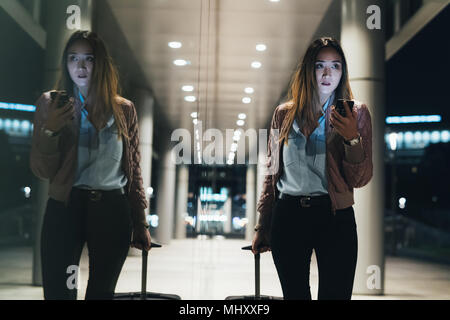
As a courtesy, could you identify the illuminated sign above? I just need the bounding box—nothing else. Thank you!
[0,102,36,112]
[386,115,441,124]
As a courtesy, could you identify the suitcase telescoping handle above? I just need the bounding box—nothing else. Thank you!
[141,242,162,300]
[242,245,260,300]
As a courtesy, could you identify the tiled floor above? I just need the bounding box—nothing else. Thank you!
[0,238,449,300]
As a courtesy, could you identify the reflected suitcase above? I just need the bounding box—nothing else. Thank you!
[225,245,283,300]
[114,242,181,300]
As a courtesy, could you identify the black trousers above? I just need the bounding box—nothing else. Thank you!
[40,188,132,300]
[270,195,358,300]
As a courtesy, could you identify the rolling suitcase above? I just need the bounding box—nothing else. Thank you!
[114,242,182,300]
[225,245,283,300]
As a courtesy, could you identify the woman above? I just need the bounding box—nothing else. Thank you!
[252,37,373,300]
[30,30,151,300]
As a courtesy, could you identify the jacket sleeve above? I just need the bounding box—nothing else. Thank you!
[342,104,373,188]
[29,93,62,181]
[127,102,149,228]
[255,106,280,232]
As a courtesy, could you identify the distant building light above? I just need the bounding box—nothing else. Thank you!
[0,102,36,112]
[431,131,440,143]
[386,115,441,124]
[442,130,450,143]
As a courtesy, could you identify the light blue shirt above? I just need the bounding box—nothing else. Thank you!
[276,94,333,197]
[73,93,127,190]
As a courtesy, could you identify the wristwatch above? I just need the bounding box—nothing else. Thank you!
[344,134,361,146]
[41,127,59,137]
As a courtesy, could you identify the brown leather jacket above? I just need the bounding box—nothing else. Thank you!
[30,91,148,229]
[256,99,373,238]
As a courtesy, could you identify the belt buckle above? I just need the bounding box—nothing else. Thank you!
[89,190,102,201]
[300,196,311,208]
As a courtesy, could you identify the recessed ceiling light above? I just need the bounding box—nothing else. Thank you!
[242,97,251,104]
[191,112,198,118]
[237,120,245,126]
[193,119,198,125]
[185,96,196,102]
[168,41,182,49]
[256,44,267,52]
[238,113,247,120]
[173,59,189,66]
[251,61,262,69]
[269,0,280,2]
[182,85,194,92]
[244,87,254,94]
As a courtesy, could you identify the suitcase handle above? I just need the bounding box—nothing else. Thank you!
[241,245,260,299]
[141,242,162,300]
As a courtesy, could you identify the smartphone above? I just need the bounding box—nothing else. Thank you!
[50,91,70,108]
[330,99,354,128]
[336,99,354,117]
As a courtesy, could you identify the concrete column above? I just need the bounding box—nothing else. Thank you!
[174,165,189,239]
[33,0,93,286]
[129,88,154,255]
[155,139,177,244]
[245,164,257,241]
[393,0,402,34]
[341,0,386,295]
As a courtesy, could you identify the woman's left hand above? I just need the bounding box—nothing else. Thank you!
[330,101,359,141]
[131,226,152,251]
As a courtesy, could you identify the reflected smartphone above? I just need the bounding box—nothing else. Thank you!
[331,99,354,128]
[50,91,70,108]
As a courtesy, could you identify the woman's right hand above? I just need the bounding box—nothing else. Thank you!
[44,94,75,133]
[252,230,271,254]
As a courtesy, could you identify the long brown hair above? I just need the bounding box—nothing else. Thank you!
[280,37,353,145]
[56,30,128,139]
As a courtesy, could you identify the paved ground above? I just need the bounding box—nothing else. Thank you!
[0,237,449,300]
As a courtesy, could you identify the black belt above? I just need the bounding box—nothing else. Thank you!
[279,193,331,208]
[72,187,125,202]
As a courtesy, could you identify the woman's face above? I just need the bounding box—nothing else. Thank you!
[315,47,343,98]
[66,40,94,93]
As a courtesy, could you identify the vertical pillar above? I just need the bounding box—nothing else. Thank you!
[245,164,257,241]
[341,0,386,295]
[155,137,177,244]
[33,0,93,286]
[393,0,402,34]
[174,165,189,239]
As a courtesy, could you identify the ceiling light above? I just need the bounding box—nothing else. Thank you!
[251,61,262,69]
[191,112,198,118]
[269,0,280,2]
[238,113,247,120]
[234,130,242,136]
[193,119,198,125]
[242,97,251,104]
[237,120,245,126]
[168,41,182,49]
[173,59,189,66]
[185,96,196,102]
[244,87,254,94]
[182,85,194,92]
[256,44,267,52]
